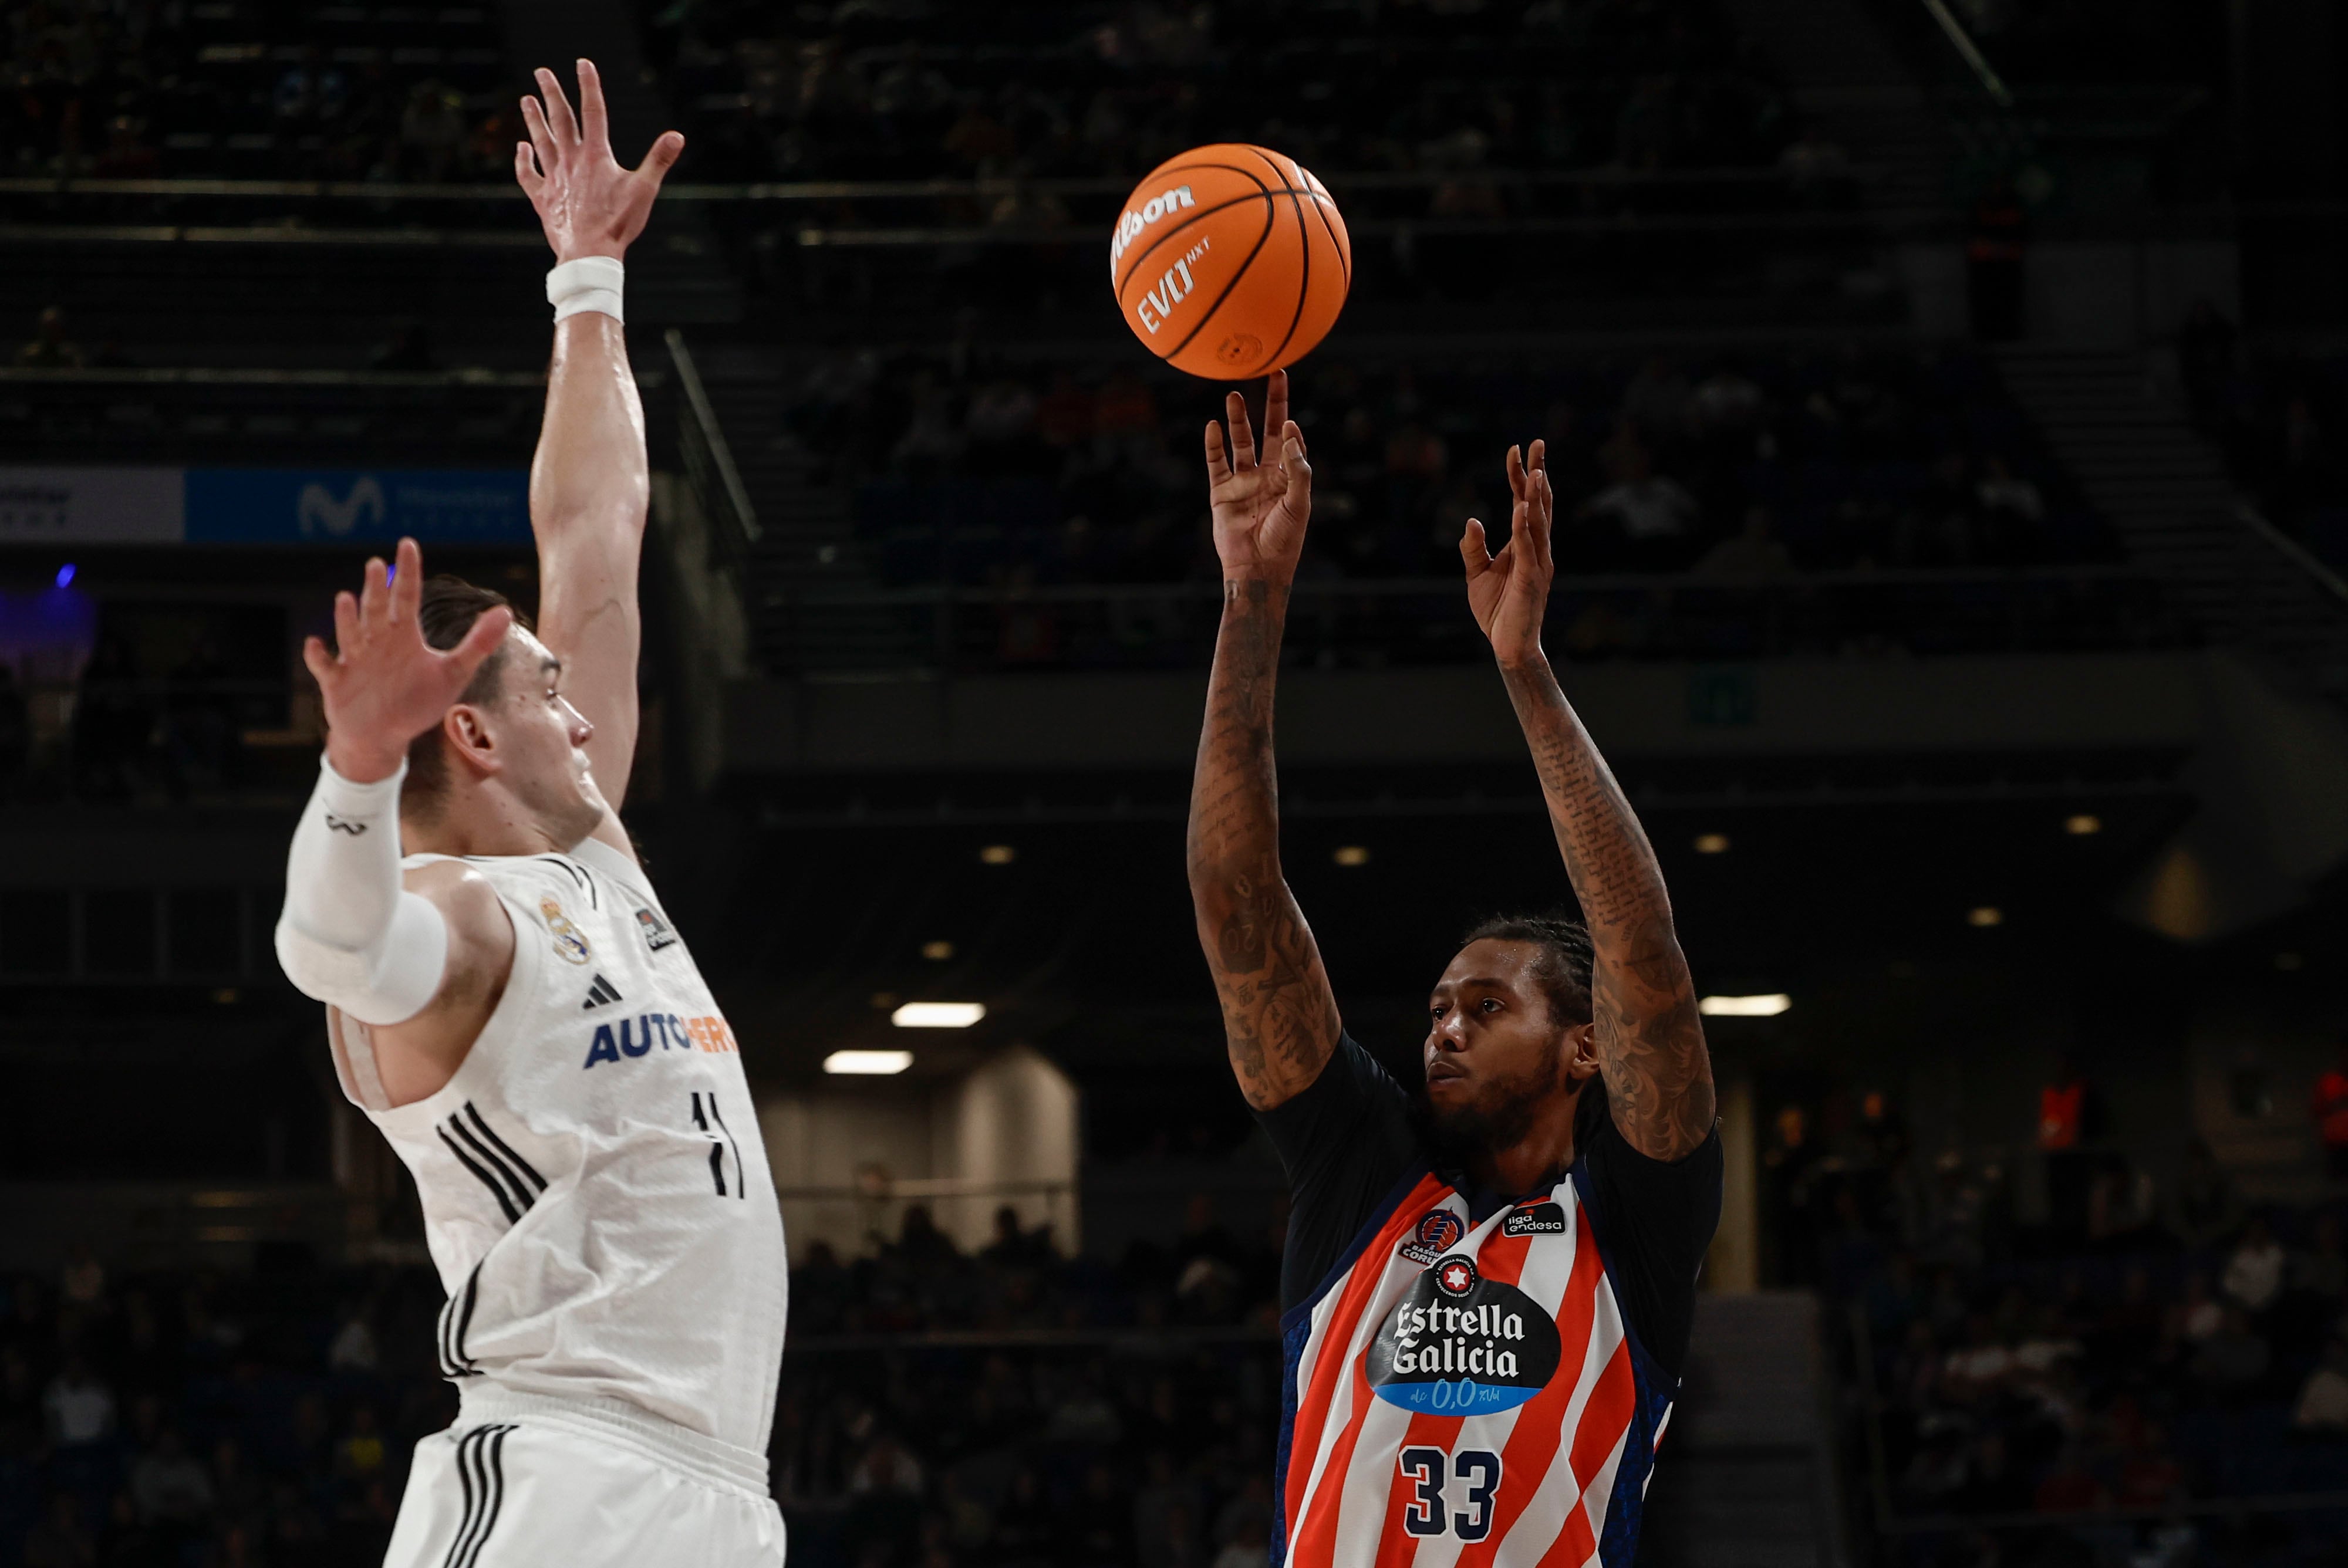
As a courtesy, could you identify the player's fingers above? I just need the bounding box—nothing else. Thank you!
[575,58,609,152]
[535,67,579,148]
[449,606,514,673]
[1279,432,1312,513]
[392,539,423,623]
[1226,390,1256,471]
[301,636,334,686]
[1460,518,1491,573]
[359,556,390,627]
[514,141,542,195]
[1203,420,1232,484]
[1263,369,1288,445]
[1527,437,1547,477]
[1506,442,1526,503]
[331,590,359,654]
[639,130,685,185]
[1281,417,1307,463]
[521,94,558,174]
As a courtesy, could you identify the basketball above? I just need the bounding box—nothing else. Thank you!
[1109,143,1352,380]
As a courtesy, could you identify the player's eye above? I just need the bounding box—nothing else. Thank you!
[1480,997,1501,1013]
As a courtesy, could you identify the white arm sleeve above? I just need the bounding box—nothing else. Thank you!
[273,757,450,1026]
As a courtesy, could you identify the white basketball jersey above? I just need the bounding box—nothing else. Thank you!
[327,836,787,1460]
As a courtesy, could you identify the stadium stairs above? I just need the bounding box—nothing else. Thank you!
[1642,1293,1847,1568]
[1993,346,2348,702]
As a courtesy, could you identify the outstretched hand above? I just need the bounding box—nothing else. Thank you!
[1203,369,1313,582]
[1462,440,1555,668]
[515,58,684,263]
[304,539,512,785]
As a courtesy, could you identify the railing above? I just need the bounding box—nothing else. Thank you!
[664,327,761,565]
[760,565,2191,674]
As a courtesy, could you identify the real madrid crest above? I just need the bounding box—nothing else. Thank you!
[541,896,591,965]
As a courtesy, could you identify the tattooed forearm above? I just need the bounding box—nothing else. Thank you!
[1499,656,1716,1158]
[1188,578,1343,1111]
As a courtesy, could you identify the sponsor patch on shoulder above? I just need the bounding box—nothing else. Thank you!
[634,905,679,952]
[1398,1208,1466,1265]
[1503,1202,1568,1237]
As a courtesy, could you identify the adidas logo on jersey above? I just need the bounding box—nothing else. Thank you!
[581,974,624,1010]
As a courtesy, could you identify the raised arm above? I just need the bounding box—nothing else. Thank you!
[1187,371,1343,1112]
[1461,443,1716,1160]
[514,60,684,825]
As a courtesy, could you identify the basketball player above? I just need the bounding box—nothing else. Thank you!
[1188,373,1722,1566]
[272,61,785,1565]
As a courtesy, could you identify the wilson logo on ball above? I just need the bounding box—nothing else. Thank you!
[1109,184,1197,274]
[1111,143,1351,380]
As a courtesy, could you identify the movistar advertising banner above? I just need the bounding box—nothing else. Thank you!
[0,467,531,545]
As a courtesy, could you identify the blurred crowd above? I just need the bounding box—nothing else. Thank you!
[792,346,2112,587]
[4,0,519,183]
[646,0,1793,188]
[1773,1056,2348,1567]
[0,1201,1286,1568]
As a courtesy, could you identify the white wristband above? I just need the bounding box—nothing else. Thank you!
[548,256,625,323]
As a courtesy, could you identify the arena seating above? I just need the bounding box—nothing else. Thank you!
[0,1211,1287,1568]
[643,0,1794,185]
[4,1,518,185]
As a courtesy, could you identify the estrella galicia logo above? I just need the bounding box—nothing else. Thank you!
[1367,1255,1561,1415]
[1399,1208,1467,1266]
[1503,1202,1567,1238]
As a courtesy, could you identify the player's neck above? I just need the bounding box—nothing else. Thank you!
[1463,1096,1580,1197]
[402,786,575,859]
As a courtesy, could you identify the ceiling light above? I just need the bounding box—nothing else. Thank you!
[1693,833,1730,854]
[979,844,1016,864]
[1332,845,1370,867]
[920,940,954,961]
[825,1049,913,1075]
[2063,814,2102,836]
[1698,993,1790,1017]
[891,1002,985,1029]
[1967,906,2003,927]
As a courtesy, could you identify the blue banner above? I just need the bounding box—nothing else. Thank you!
[184,469,531,545]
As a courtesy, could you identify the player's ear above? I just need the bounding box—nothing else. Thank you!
[444,703,500,778]
[1563,1021,1601,1082]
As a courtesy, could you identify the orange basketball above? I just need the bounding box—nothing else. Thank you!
[1109,144,1351,380]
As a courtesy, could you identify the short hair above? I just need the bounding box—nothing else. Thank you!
[1459,913,1594,1029]
[403,575,528,809]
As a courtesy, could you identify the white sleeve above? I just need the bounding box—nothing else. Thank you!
[273,756,450,1026]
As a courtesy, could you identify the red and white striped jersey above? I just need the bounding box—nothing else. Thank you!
[1274,1164,1676,1568]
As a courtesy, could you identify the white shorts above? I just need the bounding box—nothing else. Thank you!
[383,1387,785,1567]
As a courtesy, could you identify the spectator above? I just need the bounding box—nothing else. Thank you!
[2292,1332,2348,1433]
[2190,1304,2271,1398]
[129,1430,214,1529]
[2037,1056,2104,1241]
[2222,1215,2288,1313]
[2315,1036,2348,1184]
[21,1493,95,1568]
[43,1352,114,1447]
[58,1244,104,1311]
[1695,508,1794,578]
[2172,1138,2242,1247]
[18,306,86,370]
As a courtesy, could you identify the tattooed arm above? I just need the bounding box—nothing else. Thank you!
[1460,443,1716,1160]
[1187,371,1344,1112]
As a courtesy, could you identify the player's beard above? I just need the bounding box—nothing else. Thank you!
[1416,1047,1566,1169]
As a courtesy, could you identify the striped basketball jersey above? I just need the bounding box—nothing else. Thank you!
[326,836,787,1462]
[1274,1163,1676,1568]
